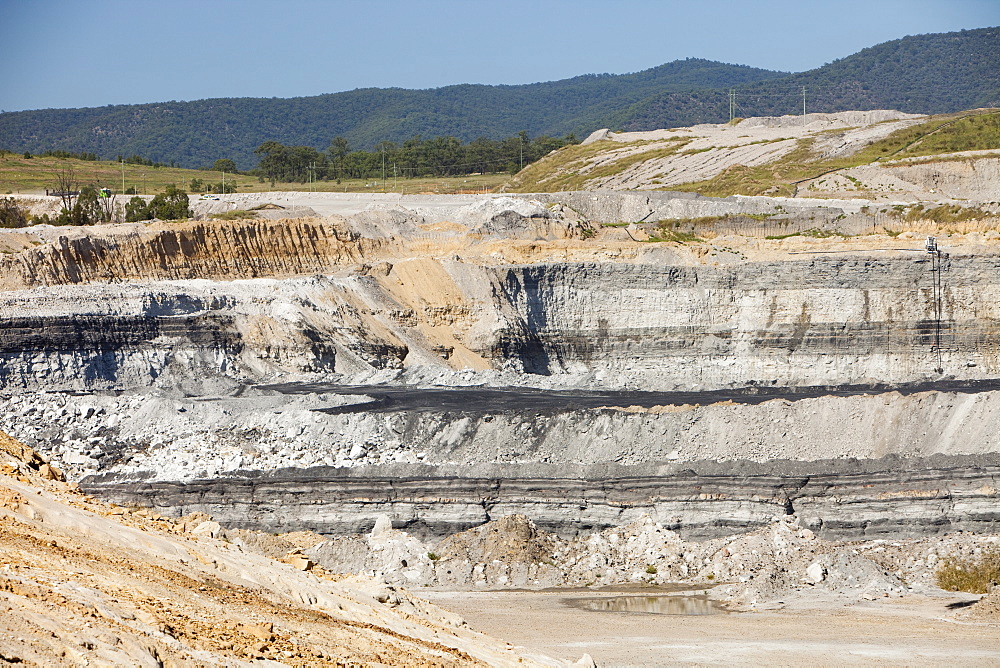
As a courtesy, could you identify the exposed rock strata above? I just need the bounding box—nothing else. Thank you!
[3,233,1000,391]
[0,218,385,290]
[81,455,1000,541]
[3,195,1000,545]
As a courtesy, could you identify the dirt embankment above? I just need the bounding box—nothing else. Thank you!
[5,207,1000,398]
[513,111,926,194]
[513,109,1000,204]
[0,431,556,666]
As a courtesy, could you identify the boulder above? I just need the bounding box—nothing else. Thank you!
[191,521,222,538]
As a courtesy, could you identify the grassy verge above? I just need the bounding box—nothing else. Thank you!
[895,111,1000,157]
[0,153,511,196]
[209,210,259,221]
[0,154,261,195]
[764,228,847,240]
[887,151,1000,167]
[646,229,702,243]
[644,219,707,243]
[892,203,994,224]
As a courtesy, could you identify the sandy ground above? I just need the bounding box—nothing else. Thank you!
[194,191,490,218]
[422,589,1000,667]
[0,432,555,666]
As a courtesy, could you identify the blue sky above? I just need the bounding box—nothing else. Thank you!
[1,0,996,112]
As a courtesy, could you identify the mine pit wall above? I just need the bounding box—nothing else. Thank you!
[81,456,1000,542]
[494,255,1000,387]
[8,387,1000,482]
[0,314,244,389]
[4,205,999,546]
[59,389,1000,542]
[3,252,1000,391]
[0,218,390,290]
[0,276,415,391]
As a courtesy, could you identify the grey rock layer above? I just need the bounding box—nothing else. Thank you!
[3,253,999,392]
[82,455,1000,541]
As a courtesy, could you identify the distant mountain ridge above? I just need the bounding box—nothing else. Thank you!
[615,27,1000,131]
[0,59,783,169]
[1,27,996,170]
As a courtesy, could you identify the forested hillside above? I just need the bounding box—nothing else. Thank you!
[1,27,996,170]
[616,27,1000,130]
[0,60,781,170]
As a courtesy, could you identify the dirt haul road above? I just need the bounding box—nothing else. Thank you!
[424,589,999,667]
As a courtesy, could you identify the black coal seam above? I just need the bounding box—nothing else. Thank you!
[261,377,1000,414]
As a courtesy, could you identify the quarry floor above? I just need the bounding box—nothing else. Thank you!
[424,589,999,667]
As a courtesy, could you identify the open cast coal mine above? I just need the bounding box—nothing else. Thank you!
[3,15,1000,652]
[2,187,998,542]
[4,156,1000,663]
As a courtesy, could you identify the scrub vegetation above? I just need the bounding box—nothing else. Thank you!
[936,548,1000,594]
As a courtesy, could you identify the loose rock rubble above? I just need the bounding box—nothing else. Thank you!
[296,512,1000,614]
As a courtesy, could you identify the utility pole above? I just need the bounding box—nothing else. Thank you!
[729,89,735,122]
[221,170,225,194]
[120,158,125,194]
[802,86,807,116]
[927,236,945,373]
[381,149,386,191]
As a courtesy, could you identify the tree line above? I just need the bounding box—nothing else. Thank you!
[252,132,580,184]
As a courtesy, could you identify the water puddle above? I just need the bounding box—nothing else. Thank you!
[570,594,724,615]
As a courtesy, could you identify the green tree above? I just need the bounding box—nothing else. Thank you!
[0,198,29,228]
[328,136,350,160]
[75,186,102,224]
[124,196,149,222]
[208,181,238,194]
[254,142,324,182]
[55,185,101,226]
[189,178,204,193]
[213,158,237,173]
[146,185,190,220]
[328,136,351,180]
